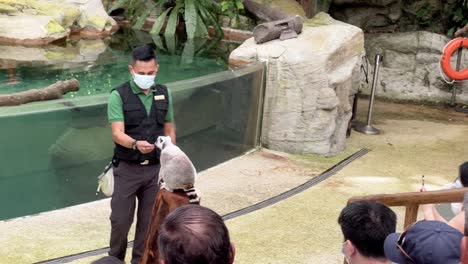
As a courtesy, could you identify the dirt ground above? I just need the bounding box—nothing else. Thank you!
[226,98,468,264]
[1,98,467,264]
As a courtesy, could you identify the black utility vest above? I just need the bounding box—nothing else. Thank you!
[113,82,169,163]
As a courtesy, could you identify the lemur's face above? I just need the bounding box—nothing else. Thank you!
[156,136,171,150]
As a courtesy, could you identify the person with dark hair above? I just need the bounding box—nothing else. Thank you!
[104,45,176,264]
[158,205,235,264]
[459,161,468,187]
[338,201,397,264]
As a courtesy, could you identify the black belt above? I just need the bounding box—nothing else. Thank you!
[124,159,159,166]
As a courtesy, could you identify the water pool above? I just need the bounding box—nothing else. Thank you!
[0,35,264,221]
[0,30,232,97]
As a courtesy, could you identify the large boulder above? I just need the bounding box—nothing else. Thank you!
[0,0,117,45]
[329,0,401,30]
[329,0,455,33]
[0,14,69,45]
[249,0,306,19]
[229,13,364,156]
[364,31,468,104]
[0,39,107,66]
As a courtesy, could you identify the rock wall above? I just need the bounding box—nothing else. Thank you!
[328,0,457,33]
[364,31,468,104]
[0,0,117,45]
[229,13,364,156]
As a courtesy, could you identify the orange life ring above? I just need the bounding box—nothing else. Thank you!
[440,37,468,81]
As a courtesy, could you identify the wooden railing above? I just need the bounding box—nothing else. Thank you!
[347,187,468,228]
[343,188,468,264]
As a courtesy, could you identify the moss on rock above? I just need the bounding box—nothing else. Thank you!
[304,12,337,27]
[0,0,115,45]
[0,3,17,12]
[79,14,108,30]
[45,19,65,34]
[251,0,306,18]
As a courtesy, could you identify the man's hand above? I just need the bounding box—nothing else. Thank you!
[136,140,155,154]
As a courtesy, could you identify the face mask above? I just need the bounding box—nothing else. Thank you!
[133,73,155,90]
[454,179,463,188]
[342,241,351,264]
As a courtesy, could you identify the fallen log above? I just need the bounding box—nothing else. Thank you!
[0,79,80,106]
[253,15,303,44]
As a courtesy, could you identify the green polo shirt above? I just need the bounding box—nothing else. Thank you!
[107,80,174,123]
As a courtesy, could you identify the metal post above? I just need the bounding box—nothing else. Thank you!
[354,54,382,135]
[450,48,463,107]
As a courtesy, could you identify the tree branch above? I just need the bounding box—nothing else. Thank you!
[0,79,80,106]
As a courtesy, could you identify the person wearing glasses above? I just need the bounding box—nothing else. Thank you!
[384,220,463,264]
[338,201,397,264]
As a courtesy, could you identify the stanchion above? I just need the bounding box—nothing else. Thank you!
[354,54,382,135]
[450,48,463,107]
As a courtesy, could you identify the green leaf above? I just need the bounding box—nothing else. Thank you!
[127,0,140,19]
[235,0,244,10]
[132,3,146,23]
[132,4,157,30]
[151,34,167,52]
[195,35,221,56]
[221,1,230,12]
[109,0,129,13]
[198,0,222,14]
[165,34,177,54]
[184,0,197,39]
[150,7,173,35]
[203,6,223,37]
[164,4,180,37]
[447,27,455,37]
[181,38,195,64]
[193,37,208,52]
[197,5,210,25]
[194,11,208,38]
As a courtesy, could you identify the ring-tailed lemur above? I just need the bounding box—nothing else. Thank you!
[155,136,197,195]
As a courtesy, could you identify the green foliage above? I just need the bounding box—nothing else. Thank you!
[220,0,244,28]
[447,0,468,37]
[221,0,243,14]
[109,0,223,39]
[414,2,432,27]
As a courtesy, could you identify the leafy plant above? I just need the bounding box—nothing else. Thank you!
[414,2,432,27]
[221,0,244,25]
[447,0,468,37]
[109,0,223,39]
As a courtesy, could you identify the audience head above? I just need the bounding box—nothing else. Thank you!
[459,161,468,187]
[384,220,463,264]
[158,205,234,264]
[338,201,397,263]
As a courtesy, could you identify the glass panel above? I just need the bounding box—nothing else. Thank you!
[0,62,265,220]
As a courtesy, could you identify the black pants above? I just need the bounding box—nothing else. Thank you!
[109,161,159,264]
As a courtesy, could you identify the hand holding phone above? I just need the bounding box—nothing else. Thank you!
[420,175,425,192]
